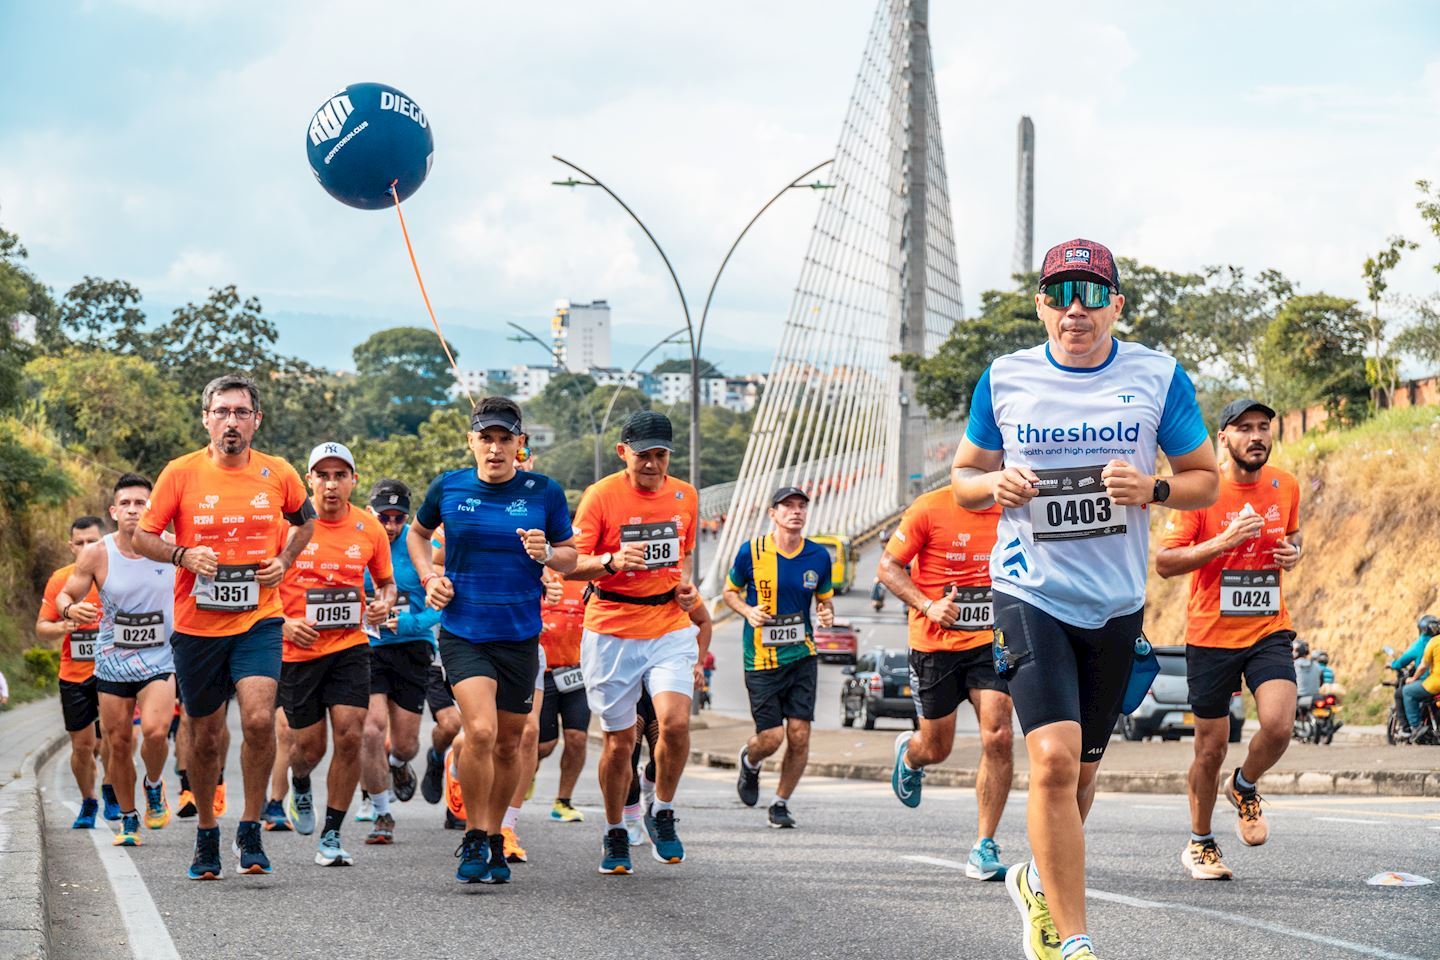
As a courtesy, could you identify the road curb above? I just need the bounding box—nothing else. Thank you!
[0,726,69,960]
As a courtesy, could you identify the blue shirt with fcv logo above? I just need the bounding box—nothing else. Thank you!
[416,469,572,643]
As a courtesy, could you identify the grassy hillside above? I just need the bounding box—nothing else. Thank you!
[1145,405,1440,723]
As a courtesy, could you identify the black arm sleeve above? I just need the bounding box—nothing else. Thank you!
[283,497,317,526]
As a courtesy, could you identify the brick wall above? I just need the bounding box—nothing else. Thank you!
[1276,376,1439,442]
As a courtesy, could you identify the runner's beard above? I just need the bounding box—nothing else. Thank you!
[217,431,249,456]
[1225,437,1270,472]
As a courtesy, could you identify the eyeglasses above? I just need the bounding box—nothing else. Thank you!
[376,512,408,524]
[207,407,255,421]
[1040,280,1113,310]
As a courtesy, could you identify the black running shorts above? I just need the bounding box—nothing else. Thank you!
[908,646,1007,721]
[1186,630,1297,719]
[743,655,818,732]
[59,676,100,733]
[437,631,538,715]
[540,671,592,743]
[369,640,431,715]
[280,644,371,729]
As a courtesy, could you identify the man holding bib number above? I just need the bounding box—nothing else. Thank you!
[571,410,701,874]
[724,486,833,829]
[880,491,1013,882]
[279,443,395,867]
[951,239,1218,960]
[136,373,316,881]
[1157,398,1301,879]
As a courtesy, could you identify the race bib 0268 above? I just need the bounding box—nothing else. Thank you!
[1028,465,1126,542]
[620,522,682,570]
[1220,570,1280,617]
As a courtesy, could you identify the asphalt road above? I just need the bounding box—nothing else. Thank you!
[39,711,1438,960]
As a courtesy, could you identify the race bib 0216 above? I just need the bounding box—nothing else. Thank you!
[1028,465,1126,542]
[1220,570,1280,617]
[760,612,807,647]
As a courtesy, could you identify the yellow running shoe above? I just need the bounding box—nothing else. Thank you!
[550,798,585,822]
[143,781,170,830]
[523,776,536,802]
[213,781,227,818]
[1224,768,1268,846]
[1181,838,1233,880]
[112,812,142,847]
[501,827,527,863]
[1005,859,1063,960]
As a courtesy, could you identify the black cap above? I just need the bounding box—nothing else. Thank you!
[619,410,673,452]
[369,480,411,515]
[471,409,522,434]
[771,486,810,507]
[1218,398,1276,431]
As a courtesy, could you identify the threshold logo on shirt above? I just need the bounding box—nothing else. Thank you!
[1015,420,1141,445]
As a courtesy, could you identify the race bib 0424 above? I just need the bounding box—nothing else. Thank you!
[1220,570,1280,617]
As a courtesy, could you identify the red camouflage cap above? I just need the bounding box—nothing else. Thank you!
[1038,238,1120,290]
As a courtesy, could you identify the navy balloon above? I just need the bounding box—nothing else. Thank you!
[305,82,433,210]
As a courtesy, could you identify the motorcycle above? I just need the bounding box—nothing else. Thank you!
[1309,688,1343,744]
[1292,697,1315,743]
[870,579,885,612]
[1382,658,1413,745]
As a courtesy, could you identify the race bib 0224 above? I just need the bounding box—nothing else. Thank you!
[113,611,165,649]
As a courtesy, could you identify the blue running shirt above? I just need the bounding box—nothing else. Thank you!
[416,470,573,643]
[965,338,1208,628]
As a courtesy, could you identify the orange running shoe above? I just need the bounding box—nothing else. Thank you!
[1180,838,1234,880]
[444,748,467,824]
[176,789,197,819]
[1224,768,1268,846]
[501,827,527,863]
[213,780,228,818]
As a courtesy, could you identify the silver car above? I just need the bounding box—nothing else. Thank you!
[1117,646,1245,743]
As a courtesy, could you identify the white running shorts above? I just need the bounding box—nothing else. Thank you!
[580,625,699,731]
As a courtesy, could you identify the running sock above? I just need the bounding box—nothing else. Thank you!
[742,751,762,772]
[372,790,391,816]
[1027,859,1044,894]
[291,773,311,795]
[902,756,921,772]
[769,794,788,808]
[623,803,643,819]
[1234,768,1256,792]
[651,799,674,814]
[607,821,624,832]
[503,805,521,830]
[557,796,572,806]
[1190,832,1214,843]
[120,808,137,816]
[1060,935,1093,959]
[388,752,405,768]
[178,770,190,791]
[144,776,162,789]
[323,807,345,835]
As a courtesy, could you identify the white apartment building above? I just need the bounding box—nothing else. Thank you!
[552,300,611,374]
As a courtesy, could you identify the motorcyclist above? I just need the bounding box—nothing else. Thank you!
[1313,651,1335,686]
[1390,615,1440,735]
[870,576,885,611]
[1401,631,1440,738]
[1292,641,1321,708]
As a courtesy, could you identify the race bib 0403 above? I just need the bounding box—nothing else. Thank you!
[306,587,363,631]
[944,587,994,630]
[620,522,682,570]
[113,611,165,649]
[1220,570,1280,617]
[70,629,99,662]
[760,612,807,647]
[1028,465,1126,542]
[193,564,260,612]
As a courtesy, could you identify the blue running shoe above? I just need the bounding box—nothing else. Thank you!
[287,789,315,836]
[314,829,353,867]
[102,784,122,822]
[232,821,272,875]
[261,798,291,832]
[188,827,223,880]
[891,731,924,808]
[645,806,684,864]
[72,797,99,829]
[967,838,1007,881]
[112,812,141,846]
[482,834,510,884]
[599,827,633,875]
[454,829,490,883]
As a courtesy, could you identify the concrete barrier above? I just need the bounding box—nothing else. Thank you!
[0,726,70,960]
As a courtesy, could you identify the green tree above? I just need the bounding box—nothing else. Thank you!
[1260,294,1370,425]
[524,373,600,441]
[1393,294,1440,373]
[1112,260,1208,369]
[0,419,75,513]
[26,350,194,476]
[1360,236,1419,407]
[349,326,460,438]
[56,277,151,354]
[0,216,57,409]
[349,408,472,500]
[1417,179,1440,272]
[148,285,279,399]
[652,356,722,378]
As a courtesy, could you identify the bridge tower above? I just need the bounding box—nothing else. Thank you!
[704,0,963,591]
[1013,116,1035,277]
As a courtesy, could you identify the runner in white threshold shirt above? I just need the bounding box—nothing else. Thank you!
[950,238,1218,960]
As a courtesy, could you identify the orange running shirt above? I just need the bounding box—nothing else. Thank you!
[1161,464,1301,649]
[541,578,587,668]
[885,491,1002,653]
[573,470,698,640]
[280,505,392,663]
[41,565,102,683]
[140,447,308,638]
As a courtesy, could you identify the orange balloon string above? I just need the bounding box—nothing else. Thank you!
[389,181,474,408]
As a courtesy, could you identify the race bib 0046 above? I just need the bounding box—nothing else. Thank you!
[114,611,165,649]
[1220,570,1280,617]
[943,587,994,630]
[620,522,681,570]
[1028,465,1126,542]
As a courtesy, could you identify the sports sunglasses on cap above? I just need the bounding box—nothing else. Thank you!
[1040,279,1113,310]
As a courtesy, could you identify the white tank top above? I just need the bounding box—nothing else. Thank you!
[97,533,176,682]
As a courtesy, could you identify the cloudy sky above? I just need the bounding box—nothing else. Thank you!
[2,1,1438,375]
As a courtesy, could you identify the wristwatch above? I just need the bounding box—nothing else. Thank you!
[600,552,616,574]
[1151,477,1171,505]
[541,541,554,564]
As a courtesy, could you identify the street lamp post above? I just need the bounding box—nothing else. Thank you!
[552,157,834,583]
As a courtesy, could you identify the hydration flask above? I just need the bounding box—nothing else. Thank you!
[1120,635,1159,714]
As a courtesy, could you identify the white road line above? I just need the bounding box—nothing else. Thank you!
[903,855,1424,960]
[49,748,182,960]
[1313,817,1384,825]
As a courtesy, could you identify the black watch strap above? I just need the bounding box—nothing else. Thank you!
[601,553,616,574]
[1152,477,1171,504]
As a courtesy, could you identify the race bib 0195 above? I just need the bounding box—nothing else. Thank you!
[306,587,363,631]
[943,587,994,630]
[113,611,165,649]
[1220,570,1280,617]
[194,564,260,612]
[1028,465,1126,542]
[760,612,807,647]
[620,522,682,570]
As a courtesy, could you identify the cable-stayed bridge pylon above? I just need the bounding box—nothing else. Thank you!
[703,0,963,593]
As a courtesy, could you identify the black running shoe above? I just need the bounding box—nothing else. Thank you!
[767,801,796,829]
[483,833,511,884]
[188,827,223,881]
[391,759,417,803]
[444,808,466,830]
[736,746,760,807]
[421,748,445,805]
